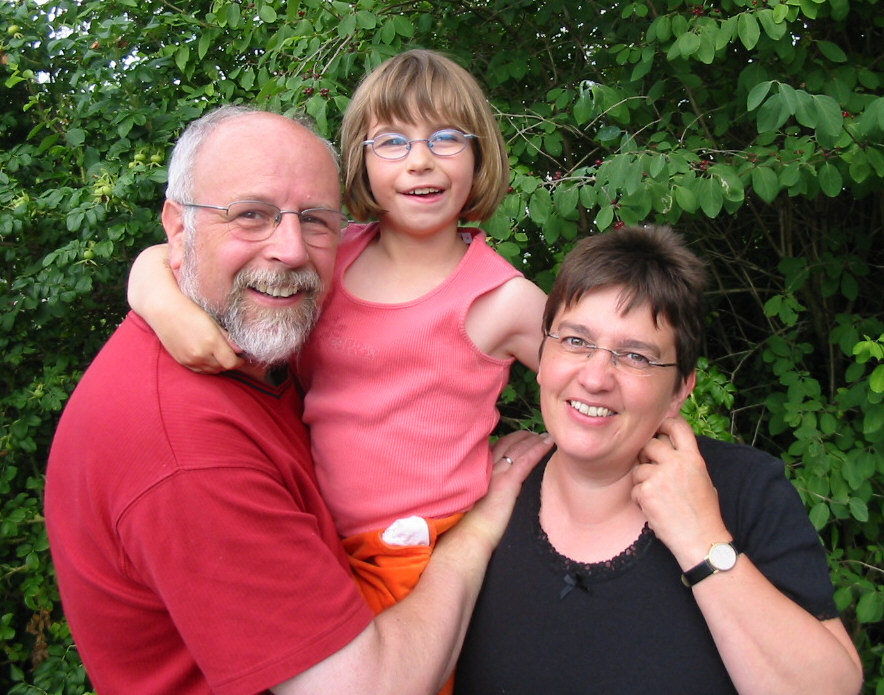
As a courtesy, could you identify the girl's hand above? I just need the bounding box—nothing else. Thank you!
[128,243,245,373]
[156,310,244,373]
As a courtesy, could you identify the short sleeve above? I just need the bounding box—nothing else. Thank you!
[701,437,839,621]
[118,467,371,695]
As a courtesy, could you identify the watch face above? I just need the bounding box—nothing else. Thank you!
[709,543,737,571]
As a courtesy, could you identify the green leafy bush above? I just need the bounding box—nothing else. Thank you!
[2,0,881,691]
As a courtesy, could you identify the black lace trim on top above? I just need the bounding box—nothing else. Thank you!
[538,520,655,581]
[527,462,656,597]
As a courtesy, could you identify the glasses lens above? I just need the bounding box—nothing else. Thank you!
[616,352,653,372]
[371,133,410,159]
[429,130,468,156]
[298,209,346,248]
[226,201,278,238]
[548,334,657,376]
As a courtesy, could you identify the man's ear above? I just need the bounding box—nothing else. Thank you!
[162,200,186,271]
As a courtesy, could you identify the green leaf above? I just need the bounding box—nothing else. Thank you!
[710,164,745,203]
[778,83,798,113]
[579,184,597,209]
[812,95,844,144]
[816,40,847,63]
[175,45,190,73]
[675,184,698,213]
[355,11,378,29]
[870,365,884,393]
[856,591,884,624]
[751,166,780,203]
[573,94,593,125]
[392,14,414,37]
[595,205,615,230]
[808,502,830,530]
[675,32,701,58]
[799,0,819,19]
[698,176,723,218]
[227,2,241,28]
[757,9,787,39]
[746,81,772,111]
[198,32,213,60]
[818,162,843,197]
[258,5,277,23]
[66,129,86,147]
[338,13,356,38]
[849,497,869,522]
[630,56,654,82]
[528,188,552,225]
[553,184,579,218]
[737,13,760,50]
[794,90,817,128]
[650,15,671,42]
[779,162,801,187]
[757,93,790,133]
[597,125,621,143]
[864,405,884,435]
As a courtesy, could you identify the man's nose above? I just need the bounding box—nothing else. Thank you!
[263,212,311,266]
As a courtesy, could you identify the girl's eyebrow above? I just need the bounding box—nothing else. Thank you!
[369,120,455,136]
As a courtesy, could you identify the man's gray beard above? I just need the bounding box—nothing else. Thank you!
[178,244,322,367]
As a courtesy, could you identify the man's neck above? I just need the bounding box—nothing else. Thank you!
[238,361,288,386]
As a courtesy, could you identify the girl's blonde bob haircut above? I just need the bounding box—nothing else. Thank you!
[340,49,509,223]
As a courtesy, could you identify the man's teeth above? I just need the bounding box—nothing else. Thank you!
[252,281,299,298]
[568,401,614,417]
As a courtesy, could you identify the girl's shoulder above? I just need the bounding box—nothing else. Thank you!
[342,221,379,245]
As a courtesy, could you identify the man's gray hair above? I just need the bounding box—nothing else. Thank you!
[165,105,341,208]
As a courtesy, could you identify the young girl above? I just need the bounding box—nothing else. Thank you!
[129,49,546,626]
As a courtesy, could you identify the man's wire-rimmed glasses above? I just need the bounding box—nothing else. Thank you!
[362,129,477,160]
[544,331,678,376]
[182,200,349,248]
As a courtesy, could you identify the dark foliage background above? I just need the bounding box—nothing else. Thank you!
[1,0,881,691]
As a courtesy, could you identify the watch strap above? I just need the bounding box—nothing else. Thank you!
[681,542,738,587]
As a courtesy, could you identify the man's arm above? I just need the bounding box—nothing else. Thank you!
[273,430,553,695]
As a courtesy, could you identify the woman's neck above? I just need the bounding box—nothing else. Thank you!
[539,452,647,564]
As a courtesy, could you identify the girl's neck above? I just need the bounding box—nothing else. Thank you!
[343,221,470,304]
[374,218,468,264]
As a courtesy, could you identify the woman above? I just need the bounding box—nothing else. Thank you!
[455,225,862,694]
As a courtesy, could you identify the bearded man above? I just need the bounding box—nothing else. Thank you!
[45,106,546,695]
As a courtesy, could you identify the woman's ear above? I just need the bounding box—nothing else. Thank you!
[668,370,697,418]
[162,200,186,271]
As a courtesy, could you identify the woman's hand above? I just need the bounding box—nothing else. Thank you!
[631,416,730,570]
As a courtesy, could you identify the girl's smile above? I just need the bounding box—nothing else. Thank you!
[365,118,476,239]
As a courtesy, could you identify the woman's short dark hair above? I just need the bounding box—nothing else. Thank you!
[542,225,707,382]
[340,49,509,223]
